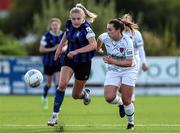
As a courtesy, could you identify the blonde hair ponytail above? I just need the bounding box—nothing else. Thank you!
[75,3,97,23]
[122,14,139,29]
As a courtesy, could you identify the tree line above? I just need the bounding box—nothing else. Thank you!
[0,0,180,56]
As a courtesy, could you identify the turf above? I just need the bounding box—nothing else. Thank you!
[0,95,180,133]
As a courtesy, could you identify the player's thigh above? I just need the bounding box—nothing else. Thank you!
[121,84,134,105]
[104,85,119,101]
[120,84,136,103]
[55,71,60,84]
[58,66,73,90]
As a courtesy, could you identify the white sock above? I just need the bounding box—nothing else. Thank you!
[110,95,123,105]
[124,103,134,124]
[53,112,59,117]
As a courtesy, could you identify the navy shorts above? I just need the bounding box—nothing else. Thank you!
[62,57,91,80]
[43,64,62,75]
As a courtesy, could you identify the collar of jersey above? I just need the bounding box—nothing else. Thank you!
[49,30,62,36]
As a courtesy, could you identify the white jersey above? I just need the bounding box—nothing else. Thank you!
[124,29,143,55]
[124,30,147,71]
[99,32,137,73]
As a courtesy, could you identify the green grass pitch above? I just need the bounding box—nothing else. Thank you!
[0,95,180,133]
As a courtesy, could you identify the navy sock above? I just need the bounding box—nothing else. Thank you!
[53,90,65,113]
[43,85,50,98]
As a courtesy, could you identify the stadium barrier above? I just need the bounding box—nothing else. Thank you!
[0,56,180,95]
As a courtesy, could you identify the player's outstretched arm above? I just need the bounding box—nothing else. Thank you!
[54,32,67,60]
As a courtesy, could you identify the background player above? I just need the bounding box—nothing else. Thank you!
[39,18,64,110]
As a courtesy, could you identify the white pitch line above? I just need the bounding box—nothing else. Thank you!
[1,124,180,127]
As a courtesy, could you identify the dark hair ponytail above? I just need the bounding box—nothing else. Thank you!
[108,19,125,33]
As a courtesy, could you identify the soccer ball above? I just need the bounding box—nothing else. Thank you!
[24,69,43,88]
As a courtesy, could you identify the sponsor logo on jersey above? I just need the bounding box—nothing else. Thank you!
[126,49,133,55]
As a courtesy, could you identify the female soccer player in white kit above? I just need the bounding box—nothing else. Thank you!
[122,14,148,74]
[116,14,148,119]
[97,19,138,130]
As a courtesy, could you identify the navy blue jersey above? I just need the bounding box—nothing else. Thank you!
[65,20,96,62]
[40,31,64,66]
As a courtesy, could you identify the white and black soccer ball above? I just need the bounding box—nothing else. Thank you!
[24,69,43,88]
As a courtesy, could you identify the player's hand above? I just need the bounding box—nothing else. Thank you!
[62,44,68,52]
[142,63,148,72]
[67,50,78,59]
[98,48,104,54]
[103,55,114,64]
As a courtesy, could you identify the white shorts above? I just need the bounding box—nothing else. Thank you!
[104,70,137,87]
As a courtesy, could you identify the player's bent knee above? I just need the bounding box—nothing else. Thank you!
[72,93,81,100]
[58,81,67,91]
[72,94,80,99]
[123,99,131,106]
[104,96,114,103]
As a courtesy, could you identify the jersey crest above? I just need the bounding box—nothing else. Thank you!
[119,47,125,53]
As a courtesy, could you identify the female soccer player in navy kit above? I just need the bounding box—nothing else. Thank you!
[47,3,97,126]
[39,18,64,110]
